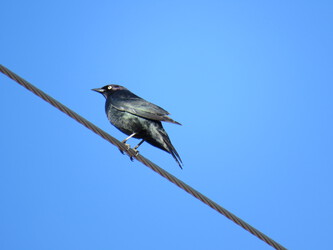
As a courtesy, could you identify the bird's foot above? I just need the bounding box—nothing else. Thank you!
[119,142,138,161]
[133,145,140,155]
[133,148,139,156]
[119,143,131,156]
[129,149,139,161]
[120,143,136,161]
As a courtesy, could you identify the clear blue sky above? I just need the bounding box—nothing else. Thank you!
[1,1,332,249]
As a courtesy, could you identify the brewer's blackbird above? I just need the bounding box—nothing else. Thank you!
[92,84,183,168]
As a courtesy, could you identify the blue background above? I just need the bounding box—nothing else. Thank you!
[1,1,332,249]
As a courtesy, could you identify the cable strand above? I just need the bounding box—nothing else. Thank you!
[0,64,287,250]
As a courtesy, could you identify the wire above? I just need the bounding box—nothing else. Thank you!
[0,64,287,250]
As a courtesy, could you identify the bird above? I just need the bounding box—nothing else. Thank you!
[92,84,183,168]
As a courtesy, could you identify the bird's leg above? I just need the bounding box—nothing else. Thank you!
[121,133,137,149]
[133,139,145,155]
[119,133,137,161]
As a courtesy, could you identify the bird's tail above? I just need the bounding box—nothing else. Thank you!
[145,125,183,169]
[164,116,182,126]
[163,135,183,169]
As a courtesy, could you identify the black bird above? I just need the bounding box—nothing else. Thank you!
[92,84,183,168]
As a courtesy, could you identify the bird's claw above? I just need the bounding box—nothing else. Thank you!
[129,149,139,161]
[133,148,139,156]
[119,143,131,155]
[129,146,139,161]
[119,143,137,161]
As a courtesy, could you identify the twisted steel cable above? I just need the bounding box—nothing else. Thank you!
[0,64,286,250]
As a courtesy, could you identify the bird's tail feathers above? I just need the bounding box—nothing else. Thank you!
[163,136,183,169]
[164,116,182,125]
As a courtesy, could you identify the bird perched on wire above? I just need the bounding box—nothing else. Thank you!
[92,84,183,169]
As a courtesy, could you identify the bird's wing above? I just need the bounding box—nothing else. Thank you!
[111,96,181,125]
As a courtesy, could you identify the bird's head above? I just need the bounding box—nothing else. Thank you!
[92,84,127,98]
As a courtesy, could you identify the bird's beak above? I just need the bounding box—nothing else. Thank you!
[91,88,105,93]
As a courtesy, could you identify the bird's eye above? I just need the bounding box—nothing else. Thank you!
[108,86,112,90]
